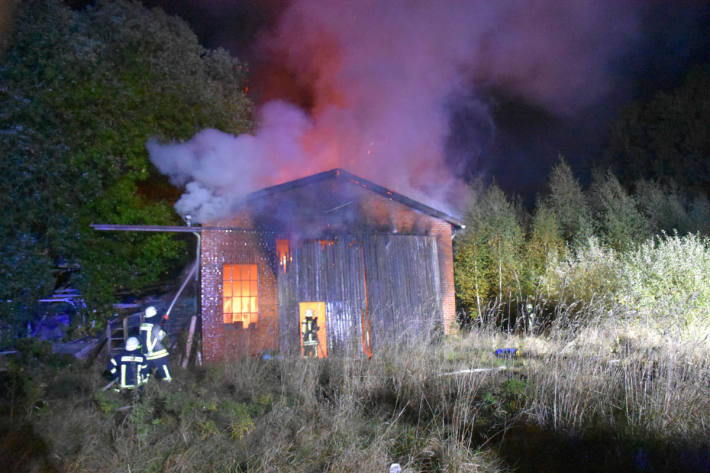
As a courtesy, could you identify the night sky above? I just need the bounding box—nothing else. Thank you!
[138,0,710,206]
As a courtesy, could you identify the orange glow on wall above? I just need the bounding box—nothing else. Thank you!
[276,238,292,273]
[361,310,372,359]
[223,264,259,326]
[360,244,372,359]
[318,239,335,250]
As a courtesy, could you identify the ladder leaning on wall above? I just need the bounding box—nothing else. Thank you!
[106,312,142,357]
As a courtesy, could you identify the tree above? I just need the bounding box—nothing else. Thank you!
[544,157,593,246]
[454,181,526,324]
[0,0,252,335]
[605,67,710,195]
[525,203,564,292]
[589,170,649,251]
[633,180,694,236]
[689,194,710,235]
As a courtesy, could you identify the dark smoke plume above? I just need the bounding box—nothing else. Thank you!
[148,0,640,223]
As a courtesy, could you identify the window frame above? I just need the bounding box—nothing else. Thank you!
[222,263,259,327]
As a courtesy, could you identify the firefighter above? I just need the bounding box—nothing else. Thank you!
[139,306,172,381]
[106,336,148,391]
[301,309,319,358]
[525,302,536,334]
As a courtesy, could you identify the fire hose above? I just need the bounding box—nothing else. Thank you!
[162,261,198,323]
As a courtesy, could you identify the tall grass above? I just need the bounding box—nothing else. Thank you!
[530,233,710,445]
[525,306,710,443]
[1,340,508,473]
[2,312,708,472]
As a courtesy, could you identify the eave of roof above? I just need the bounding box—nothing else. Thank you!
[242,168,464,228]
[90,224,262,233]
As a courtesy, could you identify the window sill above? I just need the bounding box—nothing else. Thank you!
[224,322,258,330]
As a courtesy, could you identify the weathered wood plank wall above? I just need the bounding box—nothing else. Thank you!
[277,233,442,356]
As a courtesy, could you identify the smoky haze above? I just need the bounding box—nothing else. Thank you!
[148,0,640,223]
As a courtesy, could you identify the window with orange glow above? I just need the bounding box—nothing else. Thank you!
[222,264,258,326]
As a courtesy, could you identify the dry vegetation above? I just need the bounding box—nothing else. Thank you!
[2,305,709,473]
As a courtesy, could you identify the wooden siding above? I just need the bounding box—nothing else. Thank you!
[277,233,442,356]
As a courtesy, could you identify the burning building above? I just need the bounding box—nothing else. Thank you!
[200,168,462,361]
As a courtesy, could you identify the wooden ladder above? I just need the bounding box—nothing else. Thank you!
[106,313,142,356]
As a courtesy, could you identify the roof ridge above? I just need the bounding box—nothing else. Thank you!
[243,168,463,228]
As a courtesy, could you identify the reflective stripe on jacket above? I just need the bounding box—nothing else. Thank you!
[109,350,148,389]
[107,357,118,376]
[140,322,169,360]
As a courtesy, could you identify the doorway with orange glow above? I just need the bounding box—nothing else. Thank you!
[299,302,327,358]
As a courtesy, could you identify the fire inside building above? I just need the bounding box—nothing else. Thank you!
[95,169,462,361]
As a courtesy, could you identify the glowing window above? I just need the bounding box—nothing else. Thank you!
[222,264,258,326]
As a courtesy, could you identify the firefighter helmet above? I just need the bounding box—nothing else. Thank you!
[145,306,158,318]
[125,337,140,351]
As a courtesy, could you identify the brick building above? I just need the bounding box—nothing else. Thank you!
[200,169,462,361]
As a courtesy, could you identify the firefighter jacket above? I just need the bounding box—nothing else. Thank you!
[107,349,148,389]
[140,321,169,360]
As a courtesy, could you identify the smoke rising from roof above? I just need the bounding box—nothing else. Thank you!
[148,101,317,221]
[148,0,640,223]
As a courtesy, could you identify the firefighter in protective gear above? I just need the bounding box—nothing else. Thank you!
[107,336,148,390]
[301,309,320,358]
[139,306,172,381]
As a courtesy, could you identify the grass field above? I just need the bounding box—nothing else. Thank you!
[2,305,708,473]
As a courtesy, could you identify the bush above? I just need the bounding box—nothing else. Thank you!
[541,237,620,309]
[617,232,710,329]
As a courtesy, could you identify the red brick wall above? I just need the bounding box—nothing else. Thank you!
[201,228,278,362]
[429,221,457,335]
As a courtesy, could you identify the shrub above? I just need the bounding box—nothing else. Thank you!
[541,237,620,309]
[617,232,710,328]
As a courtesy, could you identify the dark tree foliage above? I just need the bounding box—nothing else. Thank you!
[544,157,593,246]
[589,170,649,252]
[0,0,252,334]
[605,67,710,194]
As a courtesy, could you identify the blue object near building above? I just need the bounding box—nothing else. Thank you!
[30,289,87,341]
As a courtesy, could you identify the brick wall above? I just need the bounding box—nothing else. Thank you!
[429,221,457,335]
[200,228,278,361]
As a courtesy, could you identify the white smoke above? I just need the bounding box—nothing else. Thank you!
[148,101,316,222]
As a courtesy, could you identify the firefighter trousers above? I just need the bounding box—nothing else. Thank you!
[146,355,172,381]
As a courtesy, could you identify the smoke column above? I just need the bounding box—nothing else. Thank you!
[148,0,640,223]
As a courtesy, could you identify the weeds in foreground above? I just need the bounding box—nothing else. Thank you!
[0,341,507,473]
[525,308,710,444]
[1,313,708,473]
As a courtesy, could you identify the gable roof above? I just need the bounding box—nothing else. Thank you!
[242,168,463,228]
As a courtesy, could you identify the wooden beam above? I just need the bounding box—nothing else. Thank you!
[91,224,201,233]
[182,315,197,369]
[91,224,271,233]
